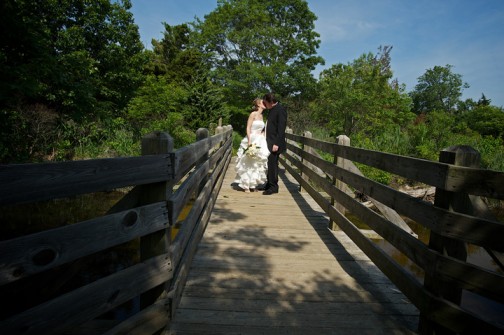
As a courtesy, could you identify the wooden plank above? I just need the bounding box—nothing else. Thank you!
[281,156,504,334]
[167,157,420,334]
[168,137,231,225]
[0,253,173,335]
[445,165,504,199]
[168,159,211,225]
[285,133,504,199]
[288,143,504,251]
[173,130,231,181]
[102,300,169,335]
[285,153,431,270]
[169,151,231,316]
[0,202,168,285]
[0,155,174,205]
[170,148,231,267]
[287,152,504,303]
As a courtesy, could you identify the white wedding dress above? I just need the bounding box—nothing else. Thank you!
[234,120,270,190]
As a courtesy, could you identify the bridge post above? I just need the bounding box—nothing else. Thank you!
[420,145,479,335]
[329,135,349,229]
[196,128,210,195]
[299,131,312,192]
[139,131,174,311]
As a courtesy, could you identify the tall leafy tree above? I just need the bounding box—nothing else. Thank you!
[146,23,203,82]
[1,0,145,115]
[191,0,324,103]
[315,46,413,138]
[138,23,229,136]
[0,0,145,162]
[409,64,469,115]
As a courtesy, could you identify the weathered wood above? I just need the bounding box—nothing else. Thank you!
[285,153,430,268]
[0,155,174,205]
[298,131,311,192]
[330,135,349,229]
[281,156,504,334]
[173,129,232,181]
[0,253,172,335]
[102,300,169,335]
[285,133,504,199]
[170,147,231,267]
[169,150,231,317]
[0,125,235,335]
[167,136,231,225]
[139,132,173,311]
[342,154,416,237]
[421,146,475,335]
[287,140,504,250]
[0,202,168,285]
[168,156,419,334]
[169,159,211,225]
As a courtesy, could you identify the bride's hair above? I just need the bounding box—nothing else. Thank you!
[251,98,261,111]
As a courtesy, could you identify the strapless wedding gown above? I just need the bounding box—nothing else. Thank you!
[234,120,270,190]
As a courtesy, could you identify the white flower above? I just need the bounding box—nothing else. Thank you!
[244,143,260,157]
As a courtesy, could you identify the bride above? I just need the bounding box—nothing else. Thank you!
[234,98,270,192]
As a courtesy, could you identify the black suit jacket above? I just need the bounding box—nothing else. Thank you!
[265,102,287,153]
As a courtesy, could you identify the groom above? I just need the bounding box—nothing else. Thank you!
[259,92,287,195]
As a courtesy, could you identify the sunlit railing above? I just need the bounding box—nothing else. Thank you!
[283,129,504,335]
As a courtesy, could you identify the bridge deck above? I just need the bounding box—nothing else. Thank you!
[167,161,419,334]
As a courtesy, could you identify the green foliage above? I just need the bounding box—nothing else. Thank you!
[183,67,231,130]
[141,113,196,149]
[462,105,504,139]
[410,64,469,115]
[126,75,196,147]
[353,124,411,157]
[450,133,504,172]
[72,118,139,159]
[0,0,146,162]
[1,0,145,114]
[356,163,392,185]
[232,131,244,155]
[192,0,324,103]
[315,46,414,138]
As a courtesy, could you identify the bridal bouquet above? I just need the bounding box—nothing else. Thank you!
[243,143,260,158]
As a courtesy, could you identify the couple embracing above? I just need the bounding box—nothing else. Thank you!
[235,92,287,195]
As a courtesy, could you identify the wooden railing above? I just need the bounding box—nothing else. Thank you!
[0,125,233,335]
[282,130,504,334]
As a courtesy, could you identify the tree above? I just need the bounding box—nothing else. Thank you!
[0,0,146,162]
[0,0,145,115]
[146,23,204,82]
[477,93,491,106]
[463,105,504,139]
[191,0,324,104]
[315,46,413,138]
[183,66,231,130]
[409,64,469,115]
[141,23,228,134]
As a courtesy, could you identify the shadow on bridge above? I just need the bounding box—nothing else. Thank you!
[167,166,418,334]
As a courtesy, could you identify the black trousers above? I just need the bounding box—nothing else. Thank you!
[267,152,280,191]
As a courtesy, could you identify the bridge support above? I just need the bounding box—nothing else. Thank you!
[329,135,349,229]
[420,145,478,335]
[139,132,174,311]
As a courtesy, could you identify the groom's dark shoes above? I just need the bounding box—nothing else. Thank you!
[262,188,278,195]
[256,183,269,191]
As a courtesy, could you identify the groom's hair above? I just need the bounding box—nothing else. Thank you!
[263,92,277,104]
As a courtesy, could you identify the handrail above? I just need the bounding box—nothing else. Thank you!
[0,125,233,335]
[283,131,504,334]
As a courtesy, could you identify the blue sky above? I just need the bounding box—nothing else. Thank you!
[129,0,504,107]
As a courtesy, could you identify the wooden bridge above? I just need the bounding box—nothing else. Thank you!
[167,157,418,334]
[1,125,503,335]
